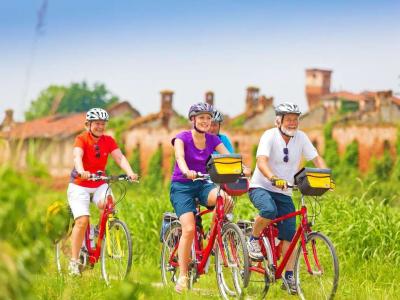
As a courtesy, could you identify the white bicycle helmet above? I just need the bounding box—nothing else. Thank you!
[212,110,224,123]
[86,108,109,121]
[275,102,301,116]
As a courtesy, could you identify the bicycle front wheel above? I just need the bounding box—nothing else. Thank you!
[101,219,132,285]
[215,222,250,300]
[294,232,339,300]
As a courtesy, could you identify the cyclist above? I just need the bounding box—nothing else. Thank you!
[67,108,138,276]
[170,102,236,293]
[247,102,327,294]
[209,109,234,153]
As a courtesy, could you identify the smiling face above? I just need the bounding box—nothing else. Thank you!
[192,113,212,132]
[280,113,299,136]
[89,120,107,137]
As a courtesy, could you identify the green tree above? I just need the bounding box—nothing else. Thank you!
[25,85,66,120]
[25,81,118,120]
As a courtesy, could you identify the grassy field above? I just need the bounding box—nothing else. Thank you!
[1,166,400,300]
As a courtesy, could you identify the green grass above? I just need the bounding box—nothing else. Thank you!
[1,166,400,299]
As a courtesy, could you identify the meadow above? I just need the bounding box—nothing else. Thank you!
[1,163,399,300]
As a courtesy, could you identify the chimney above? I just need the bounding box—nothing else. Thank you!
[0,109,15,132]
[245,86,260,116]
[160,90,174,128]
[305,68,332,110]
[205,91,214,106]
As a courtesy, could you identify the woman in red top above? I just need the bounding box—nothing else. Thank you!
[67,108,138,276]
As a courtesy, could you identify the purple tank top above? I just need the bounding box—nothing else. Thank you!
[171,130,222,182]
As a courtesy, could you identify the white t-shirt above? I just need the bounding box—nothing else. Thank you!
[250,128,318,196]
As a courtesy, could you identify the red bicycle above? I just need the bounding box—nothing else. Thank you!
[160,173,250,299]
[55,173,136,284]
[244,183,339,299]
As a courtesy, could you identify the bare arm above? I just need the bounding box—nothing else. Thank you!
[215,143,229,154]
[256,155,275,180]
[312,155,327,169]
[73,147,90,179]
[111,148,139,180]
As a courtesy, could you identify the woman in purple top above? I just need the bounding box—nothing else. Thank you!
[170,102,232,293]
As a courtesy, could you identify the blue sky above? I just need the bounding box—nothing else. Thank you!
[1,0,399,121]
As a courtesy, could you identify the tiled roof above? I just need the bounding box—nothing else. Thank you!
[2,112,85,140]
[128,112,161,128]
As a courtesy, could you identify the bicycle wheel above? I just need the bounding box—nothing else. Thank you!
[294,232,339,300]
[160,221,182,287]
[215,222,250,300]
[101,219,132,285]
[55,232,72,274]
[246,237,271,299]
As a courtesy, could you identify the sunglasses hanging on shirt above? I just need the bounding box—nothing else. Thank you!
[283,147,289,163]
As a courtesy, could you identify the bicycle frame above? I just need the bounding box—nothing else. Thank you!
[168,188,231,276]
[84,193,116,265]
[250,194,316,280]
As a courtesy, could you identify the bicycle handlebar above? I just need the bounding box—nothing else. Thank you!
[76,172,139,183]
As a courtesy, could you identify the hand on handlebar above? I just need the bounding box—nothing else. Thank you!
[271,176,288,190]
[184,170,198,180]
[127,172,140,182]
[78,171,91,180]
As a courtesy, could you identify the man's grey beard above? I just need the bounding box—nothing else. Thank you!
[281,126,298,137]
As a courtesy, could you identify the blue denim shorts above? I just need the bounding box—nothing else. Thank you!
[170,181,216,218]
[248,188,296,241]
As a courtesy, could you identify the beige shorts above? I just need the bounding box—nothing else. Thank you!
[67,183,112,219]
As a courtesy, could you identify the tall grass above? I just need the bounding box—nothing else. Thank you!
[1,164,400,299]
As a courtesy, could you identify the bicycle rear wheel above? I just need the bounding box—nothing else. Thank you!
[215,222,250,300]
[160,221,182,287]
[294,232,339,300]
[101,219,132,285]
[55,232,72,274]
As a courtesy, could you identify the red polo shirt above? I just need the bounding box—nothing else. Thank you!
[72,131,118,188]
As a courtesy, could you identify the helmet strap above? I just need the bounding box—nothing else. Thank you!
[193,117,206,134]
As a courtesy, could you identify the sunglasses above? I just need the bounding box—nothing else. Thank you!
[94,144,100,158]
[283,147,289,163]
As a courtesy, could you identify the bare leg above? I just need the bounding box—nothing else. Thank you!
[251,215,271,237]
[178,212,195,277]
[71,215,89,260]
[282,240,295,271]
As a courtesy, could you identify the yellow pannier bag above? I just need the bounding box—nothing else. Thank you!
[294,167,332,196]
[206,154,243,183]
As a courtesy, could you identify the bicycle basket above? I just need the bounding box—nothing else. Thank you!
[160,212,178,242]
[221,177,249,196]
[294,167,332,196]
[206,154,243,183]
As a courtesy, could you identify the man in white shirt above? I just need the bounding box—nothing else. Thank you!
[247,102,327,294]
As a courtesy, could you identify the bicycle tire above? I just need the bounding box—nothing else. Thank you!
[101,219,133,285]
[294,232,339,300]
[215,222,250,300]
[160,221,182,287]
[55,232,73,274]
[246,236,271,299]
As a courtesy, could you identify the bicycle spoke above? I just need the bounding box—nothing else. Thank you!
[101,219,132,285]
[161,221,182,287]
[295,232,339,300]
[215,223,249,300]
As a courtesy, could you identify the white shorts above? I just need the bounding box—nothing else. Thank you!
[67,183,112,219]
